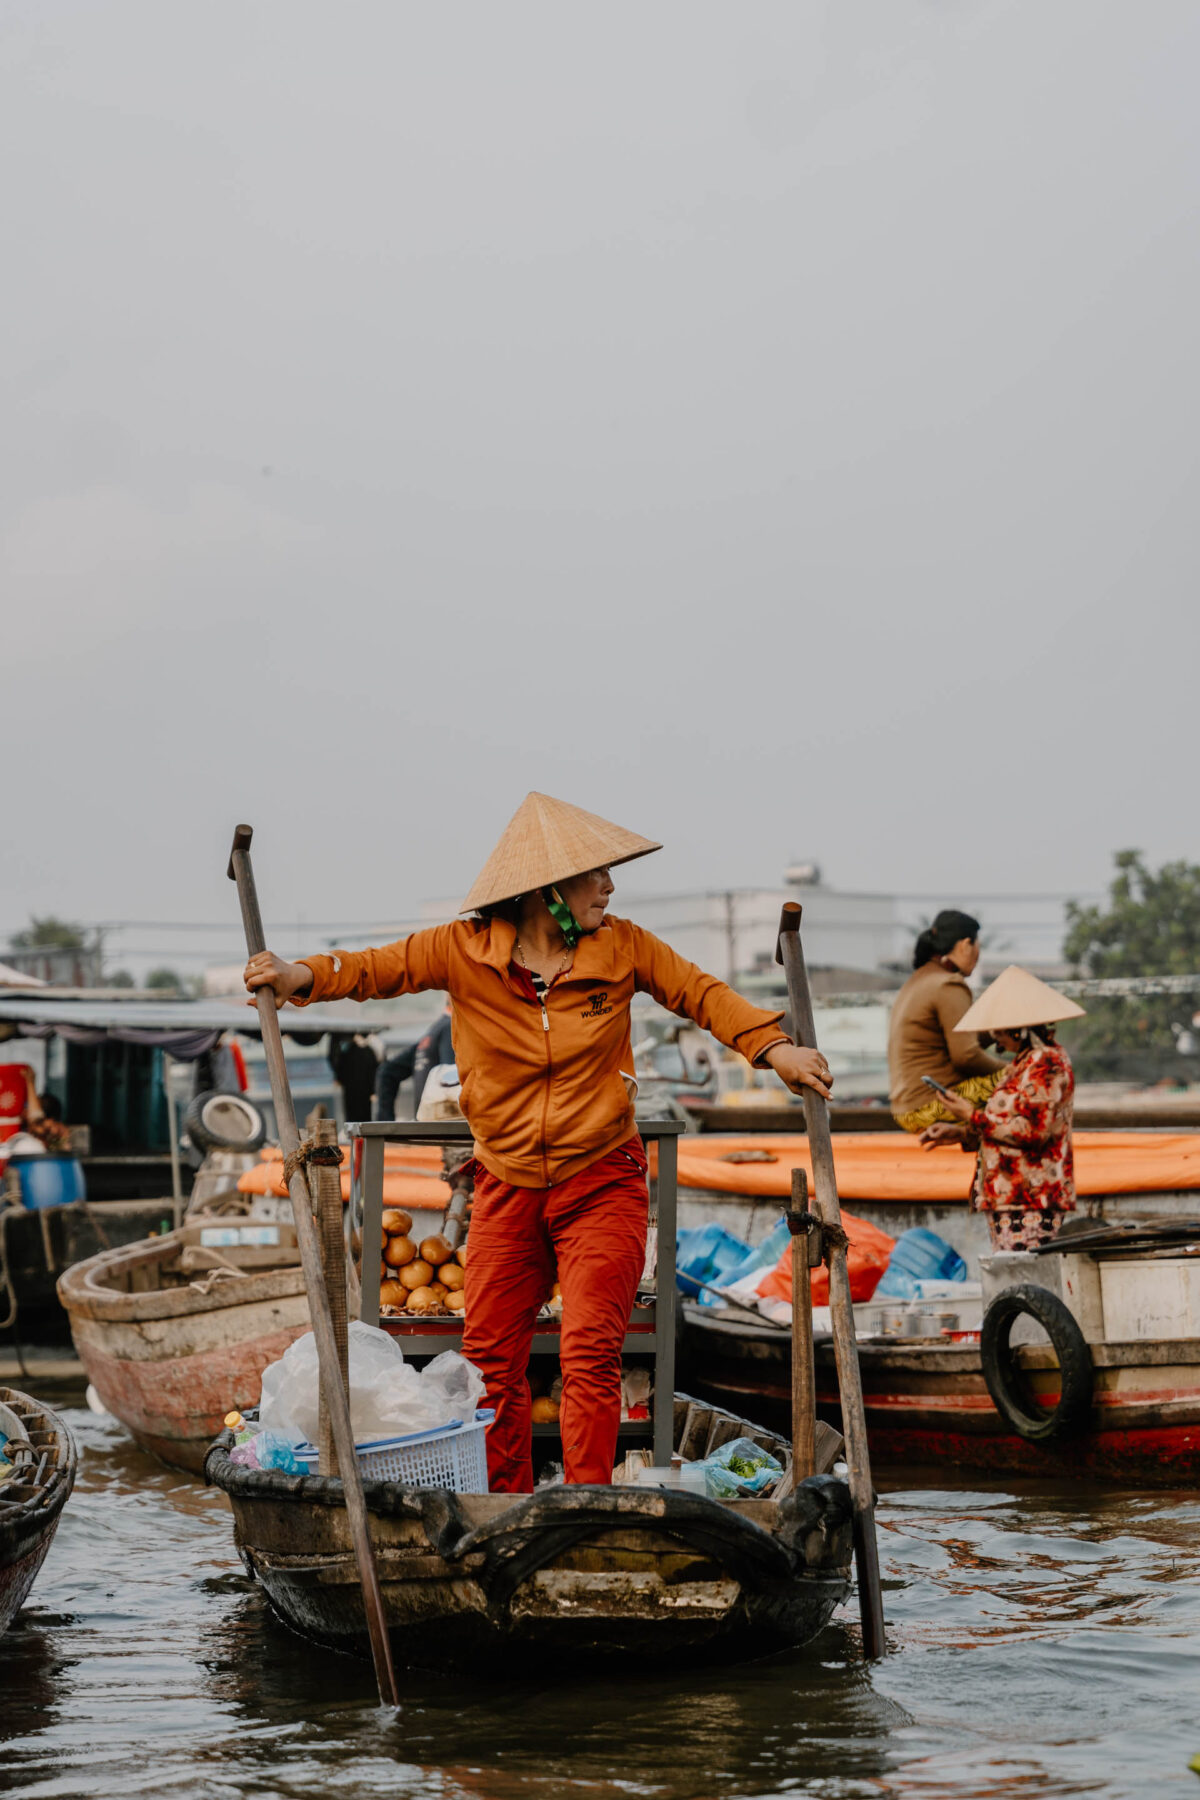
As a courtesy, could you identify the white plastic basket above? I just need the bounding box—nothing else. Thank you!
[295,1411,491,1492]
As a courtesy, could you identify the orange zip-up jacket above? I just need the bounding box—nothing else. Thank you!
[294,915,789,1187]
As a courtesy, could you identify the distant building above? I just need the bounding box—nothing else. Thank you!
[2,944,103,988]
[615,868,900,989]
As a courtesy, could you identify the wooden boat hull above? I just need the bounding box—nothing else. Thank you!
[0,1387,76,1635]
[58,1230,310,1475]
[205,1442,853,1672]
[680,1303,1200,1486]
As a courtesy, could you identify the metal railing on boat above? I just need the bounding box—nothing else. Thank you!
[347,1118,684,1467]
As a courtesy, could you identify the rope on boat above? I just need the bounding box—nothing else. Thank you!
[281,1140,344,1189]
[785,1209,849,1257]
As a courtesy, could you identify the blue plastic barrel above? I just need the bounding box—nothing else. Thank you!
[7,1155,87,1210]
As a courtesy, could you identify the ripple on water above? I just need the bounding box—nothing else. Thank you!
[1,1408,1198,1799]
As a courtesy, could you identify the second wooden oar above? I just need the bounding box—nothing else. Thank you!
[776,900,887,1660]
[228,824,400,1708]
[787,1166,817,1482]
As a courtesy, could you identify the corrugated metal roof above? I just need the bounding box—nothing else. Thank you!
[0,995,382,1034]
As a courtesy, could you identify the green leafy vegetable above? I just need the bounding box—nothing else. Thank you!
[727,1454,767,1478]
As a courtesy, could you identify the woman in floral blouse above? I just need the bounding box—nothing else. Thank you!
[920,965,1085,1251]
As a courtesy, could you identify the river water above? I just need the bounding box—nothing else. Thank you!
[3,1403,1198,1800]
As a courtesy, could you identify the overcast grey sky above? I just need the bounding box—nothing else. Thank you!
[3,1,1197,968]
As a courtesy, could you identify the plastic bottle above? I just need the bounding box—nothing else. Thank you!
[224,1410,259,1447]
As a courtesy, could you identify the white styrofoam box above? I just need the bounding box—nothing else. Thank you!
[200,1225,281,1247]
[1098,1257,1200,1342]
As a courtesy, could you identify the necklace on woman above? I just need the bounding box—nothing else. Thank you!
[515,937,572,983]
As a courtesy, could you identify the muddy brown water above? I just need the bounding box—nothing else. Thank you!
[2,1402,1199,1799]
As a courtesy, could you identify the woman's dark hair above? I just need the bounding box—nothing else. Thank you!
[474,896,522,926]
[913,908,981,970]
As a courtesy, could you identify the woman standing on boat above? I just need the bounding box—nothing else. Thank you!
[920,965,1085,1251]
[243,792,831,1493]
[888,908,1003,1132]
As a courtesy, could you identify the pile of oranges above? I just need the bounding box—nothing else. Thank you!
[377,1208,467,1316]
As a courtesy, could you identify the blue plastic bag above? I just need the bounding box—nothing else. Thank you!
[694,1435,783,1498]
[675,1223,752,1307]
[719,1217,791,1292]
[875,1227,967,1298]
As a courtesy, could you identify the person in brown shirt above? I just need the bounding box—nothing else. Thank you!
[888,909,1003,1131]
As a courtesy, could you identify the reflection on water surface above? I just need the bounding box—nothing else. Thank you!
[2,1409,1197,1799]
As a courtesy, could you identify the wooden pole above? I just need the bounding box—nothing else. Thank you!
[776,901,886,1660]
[228,825,400,1708]
[787,1167,817,1482]
[314,1115,349,1478]
[163,1052,185,1231]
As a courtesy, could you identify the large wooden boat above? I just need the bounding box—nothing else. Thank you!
[680,1221,1200,1485]
[681,1305,1200,1484]
[0,1386,76,1635]
[205,1397,853,1672]
[58,1223,309,1474]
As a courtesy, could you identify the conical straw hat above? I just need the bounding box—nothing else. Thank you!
[957,964,1086,1034]
[461,792,662,913]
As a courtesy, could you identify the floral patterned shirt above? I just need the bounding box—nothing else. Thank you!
[964,1041,1075,1214]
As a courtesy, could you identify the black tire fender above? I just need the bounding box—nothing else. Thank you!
[980,1283,1094,1443]
[184,1090,266,1156]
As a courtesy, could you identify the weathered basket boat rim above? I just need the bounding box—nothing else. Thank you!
[206,1430,845,1527]
[57,1227,306,1324]
[205,1432,853,1598]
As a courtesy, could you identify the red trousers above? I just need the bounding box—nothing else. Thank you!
[461,1137,648,1492]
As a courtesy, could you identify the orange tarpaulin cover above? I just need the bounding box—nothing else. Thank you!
[757,1210,896,1306]
[237,1142,451,1207]
[676,1132,1200,1203]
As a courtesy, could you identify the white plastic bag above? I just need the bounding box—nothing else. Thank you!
[420,1350,486,1425]
[259,1322,483,1443]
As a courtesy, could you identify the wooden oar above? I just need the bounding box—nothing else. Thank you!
[228,825,400,1708]
[776,901,886,1660]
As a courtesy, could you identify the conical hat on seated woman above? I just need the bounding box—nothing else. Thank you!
[461,791,661,913]
[957,965,1085,1035]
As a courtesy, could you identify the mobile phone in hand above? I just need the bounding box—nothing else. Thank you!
[921,1074,956,1100]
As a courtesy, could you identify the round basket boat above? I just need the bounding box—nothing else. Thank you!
[0,1386,77,1637]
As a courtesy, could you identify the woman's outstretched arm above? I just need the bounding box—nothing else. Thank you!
[244,924,456,1008]
[629,923,832,1098]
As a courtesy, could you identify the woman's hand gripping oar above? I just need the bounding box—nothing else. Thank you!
[775,901,887,1661]
[228,824,400,1709]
